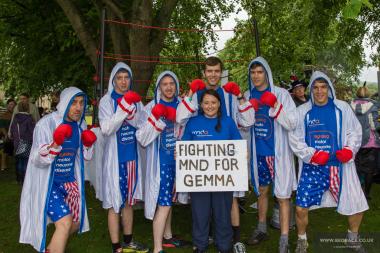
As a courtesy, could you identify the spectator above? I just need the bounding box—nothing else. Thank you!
[288,79,309,107]
[10,93,40,125]
[9,101,35,184]
[350,86,380,200]
[0,98,16,170]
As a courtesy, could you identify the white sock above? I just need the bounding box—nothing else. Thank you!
[298,233,307,240]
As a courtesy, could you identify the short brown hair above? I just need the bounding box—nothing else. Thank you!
[203,56,223,70]
[356,86,370,98]
[17,101,29,113]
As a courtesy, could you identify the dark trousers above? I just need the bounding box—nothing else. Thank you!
[191,191,233,252]
[15,157,28,183]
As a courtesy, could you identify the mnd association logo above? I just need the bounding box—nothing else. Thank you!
[307,118,322,127]
[192,129,211,137]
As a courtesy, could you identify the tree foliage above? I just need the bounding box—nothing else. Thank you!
[0,0,235,99]
[219,0,369,96]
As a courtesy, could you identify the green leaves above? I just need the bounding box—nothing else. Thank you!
[342,0,373,19]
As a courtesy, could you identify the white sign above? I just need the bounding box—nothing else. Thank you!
[176,140,248,192]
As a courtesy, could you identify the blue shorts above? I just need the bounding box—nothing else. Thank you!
[47,181,80,222]
[119,160,137,208]
[257,155,275,186]
[296,164,330,208]
[158,163,176,206]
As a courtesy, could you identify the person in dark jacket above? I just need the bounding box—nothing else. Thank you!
[350,86,380,200]
[288,79,309,107]
[10,101,35,184]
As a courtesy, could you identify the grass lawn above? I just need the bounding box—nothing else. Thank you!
[1,165,380,253]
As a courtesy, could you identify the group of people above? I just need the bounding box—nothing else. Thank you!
[0,93,40,184]
[19,56,371,253]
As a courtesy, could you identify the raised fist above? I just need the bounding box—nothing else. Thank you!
[165,106,176,122]
[223,82,241,96]
[123,91,141,104]
[189,79,206,93]
[260,91,277,108]
[310,150,329,166]
[151,103,167,120]
[53,124,72,146]
[249,98,260,112]
[81,130,97,147]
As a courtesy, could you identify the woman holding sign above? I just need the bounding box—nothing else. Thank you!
[181,89,242,253]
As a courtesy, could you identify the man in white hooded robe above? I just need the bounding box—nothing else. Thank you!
[289,72,368,253]
[98,62,148,253]
[19,87,97,252]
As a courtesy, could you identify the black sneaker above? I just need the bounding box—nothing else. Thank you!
[122,241,149,253]
[163,236,191,248]
[247,229,268,245]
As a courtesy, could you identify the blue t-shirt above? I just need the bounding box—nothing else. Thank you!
[182,115,241,141]
[53,121,79,183]
[159,99,179,166]
[305,98,339,165]
[111,91,137,163]
[197,87,228,117]
[250,87,275,156]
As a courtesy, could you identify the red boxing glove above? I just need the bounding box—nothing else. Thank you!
[223,82,241,96]
[336,147,353,163]
[123,91,141,104]
[151,103,167,120]
[260,91,277,107]
[53,124,72,146]
[81,130,97,147]
[310,150,329,165]
[249,98,260,112]
[165,106,176,122]
[190,79,206,93]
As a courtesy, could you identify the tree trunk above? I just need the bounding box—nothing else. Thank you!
[129,0,155,98]
[56,0,178,98]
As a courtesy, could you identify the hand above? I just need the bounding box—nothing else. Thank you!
[336,147,353,163]
[123,91,141,104]
[223,82,241,96]
[151,103,167,120]
[165,106,176,122]
[249,98,260,112]
[53,124,72,145]
[189,79,206,93]
[260,91,277,108]
[81,130,97,147]
[310,150,329,165]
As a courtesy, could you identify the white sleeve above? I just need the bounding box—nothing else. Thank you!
[269,91,297,131]
[236,100,255,127]
[123,102,147,129]
[31,123,62,167]
[176,96,198,126]
[136,114,166,147]
[344,103,362,156]
[98,99,133,136]
[83,145,94,161]
[288,109,316,163]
